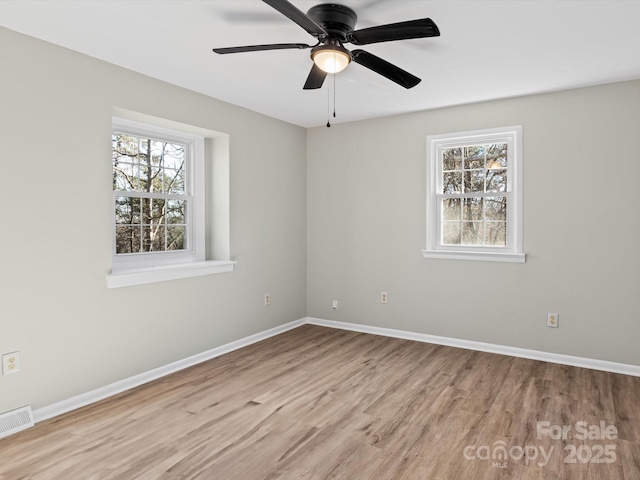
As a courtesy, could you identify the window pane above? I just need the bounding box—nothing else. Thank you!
[139,198,163,225]
[165,168,185,194]
[442,147,462,171]
[115,197,141,224]
[141,198,151,224]
[136,165,153,192]
[485,222,507,246]
[462,221,483,245]
[443,171,462,194]
[138,165,162,193]
[150,140,165,166]
[113,134,139,159]
[112,151,132,167]
[152,199,165,223]
[113,163,135,191]
[115,197,131,225]
[167,199,185,224]
[163,144,185,170]
[142,225,165,252]
[464,170,484,192]
[138,138,148,163]
[462,197,483,221]
[486,169,507,192]
[115,226,140,254]
[464,146,484,170]
[487,143,508,169]
[152,166,164,193]
[442,198,461,221]
[167,225,186,251]
[485,197,506,221]
[442,221,461,245]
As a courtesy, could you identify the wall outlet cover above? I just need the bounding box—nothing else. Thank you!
[2,352,20,375]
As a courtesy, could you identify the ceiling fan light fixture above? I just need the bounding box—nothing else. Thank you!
[311,44,351,73]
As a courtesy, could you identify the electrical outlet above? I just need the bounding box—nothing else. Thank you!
[547,313,559,328]
[332,300,338,310]
[2,352,20,375]
[264,293,271,306]
[381,291,388,304]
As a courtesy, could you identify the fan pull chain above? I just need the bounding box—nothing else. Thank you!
[326,80,331,128]
[326,73,337,128]
[333,72,337,118]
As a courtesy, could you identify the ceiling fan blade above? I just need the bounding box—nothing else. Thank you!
[303,63,327,90]
[213,43,312,54]
[349,18,440,45]
[262,0,327,37]
[352,50,421,89]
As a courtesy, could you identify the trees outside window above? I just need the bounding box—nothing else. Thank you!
[113,134,188,254]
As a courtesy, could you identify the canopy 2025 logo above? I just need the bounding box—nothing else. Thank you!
[463,420,618,469]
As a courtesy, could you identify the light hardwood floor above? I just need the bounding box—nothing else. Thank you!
[1,325,640,479]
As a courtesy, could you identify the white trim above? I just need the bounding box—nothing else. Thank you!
[112,117,204,146]
[304,317,640,377]
[33,319,305,423]
[106,260,236,288]
[32,316,640,425]
[422,250,525,263]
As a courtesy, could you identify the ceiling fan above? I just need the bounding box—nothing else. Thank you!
[213,0,440,90]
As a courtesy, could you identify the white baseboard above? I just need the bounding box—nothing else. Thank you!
[33,319,305,423]
[305,317,640,377]
[33,316,640,424]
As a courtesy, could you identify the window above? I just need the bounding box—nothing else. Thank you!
[108,115,233,288]
[424,126,524,263]
[112,118,204,270]
[113,132,189,256]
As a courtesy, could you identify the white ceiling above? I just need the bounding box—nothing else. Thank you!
[2,1,639,128]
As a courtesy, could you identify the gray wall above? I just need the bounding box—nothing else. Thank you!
[307,80,640,366]
[2,24,640,417]
[0,27,307,413]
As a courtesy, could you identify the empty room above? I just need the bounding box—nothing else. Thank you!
[1,1,639,479]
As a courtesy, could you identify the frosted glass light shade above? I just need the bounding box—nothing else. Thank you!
[312,48,351,73]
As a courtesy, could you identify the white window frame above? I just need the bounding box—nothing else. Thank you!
[108,117,233,288]
[423,125,525,263]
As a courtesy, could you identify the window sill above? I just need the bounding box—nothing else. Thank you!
[422,250,525,263]
[106,260,235,289]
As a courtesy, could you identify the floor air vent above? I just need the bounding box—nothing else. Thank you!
[0,406,34,439]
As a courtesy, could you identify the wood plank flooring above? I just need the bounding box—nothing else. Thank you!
[1,324,640,479]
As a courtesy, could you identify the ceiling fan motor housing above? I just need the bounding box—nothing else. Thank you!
[307,4,357,42]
